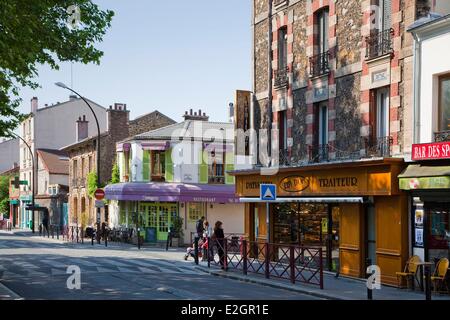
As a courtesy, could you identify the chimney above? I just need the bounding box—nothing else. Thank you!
[76,115,89,141]
[31,97,38,113]
[69,95,77,101]
[106,103,130,137]
[228,102,234,123]
[182,108,209,121]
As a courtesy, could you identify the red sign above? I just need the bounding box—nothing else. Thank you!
[412,141,450,160]
[94,188,105,200]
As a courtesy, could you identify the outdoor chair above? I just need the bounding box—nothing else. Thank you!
[396,255,421,289]
[431,258,449,294]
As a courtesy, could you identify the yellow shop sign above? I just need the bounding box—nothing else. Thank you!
[280,176,310,192]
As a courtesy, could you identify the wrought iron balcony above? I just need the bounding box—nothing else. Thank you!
[208,176,225,184]
[309,51,330,77]
[274,66,289,88]
[434,130,450,142]
[308,144,330,163]
[364,136,392,158]
[365,29,394,60]
[278,148,291,166]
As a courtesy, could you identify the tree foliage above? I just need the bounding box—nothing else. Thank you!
[0,175,11,216]
[110,163,120,184]
[86,171,98,198]
[0,1,114,137]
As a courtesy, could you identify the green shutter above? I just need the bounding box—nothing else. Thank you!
[165,148,173,182]
[142,150,150,181]
[199,149,208,184]
[225,151,235,184]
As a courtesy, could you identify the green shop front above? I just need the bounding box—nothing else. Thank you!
[399,142,450,263]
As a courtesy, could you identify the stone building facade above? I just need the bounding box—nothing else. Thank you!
[251,0,433,162]
[62,104,175,227]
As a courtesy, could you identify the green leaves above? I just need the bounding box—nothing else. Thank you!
[0,1,114,137]
[110,163,120,184]
[86,171,98,198]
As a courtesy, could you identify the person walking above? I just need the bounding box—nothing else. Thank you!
[202,220,212,261]
[213,221,225,269]
[195,216,205,238]
[42,209,49,237]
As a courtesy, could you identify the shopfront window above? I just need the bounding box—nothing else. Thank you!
[427,205,450,262]
[188,203,204,222]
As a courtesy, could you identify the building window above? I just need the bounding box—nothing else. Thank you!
[278,110,288,150]
[310,8,329,77]
[274,27,289,88]
[309,102,328,163]
[368,87,391,156]
[151,151,165,181]
[188,203,204,222]
[208,150,224,184]
[438,74,450,133]
[81,157,85,178]
[366,0,393,59]
[88,155,92,173]
[318,103,328,147]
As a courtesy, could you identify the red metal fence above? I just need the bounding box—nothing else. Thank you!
[204,237,323,289]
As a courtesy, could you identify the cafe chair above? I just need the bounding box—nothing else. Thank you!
[431,258,449,294]
[396,255,421,289]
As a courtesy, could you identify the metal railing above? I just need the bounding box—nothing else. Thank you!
[274,66,289,88]
[208,176,225,184]
[203,237,323,288]
[279,148,291,166]
[365,29,394,60]
[434,130,450,142]
[273,0,288,6]
[308,144,329,163]
[309,51,329,77]
[364,136,392,158]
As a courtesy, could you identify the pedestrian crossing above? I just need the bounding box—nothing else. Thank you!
[0,255,199,279]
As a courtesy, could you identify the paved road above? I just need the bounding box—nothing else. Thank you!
[0,231,320,300]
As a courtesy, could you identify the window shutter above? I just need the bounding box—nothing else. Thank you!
[164,148,173,182]
[224,151,235,184]
[382,0,391,31]
[199,149,208,184]
[142,150,150,181]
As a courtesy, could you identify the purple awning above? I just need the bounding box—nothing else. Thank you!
[105,182,239,203]
[141,141,170,151]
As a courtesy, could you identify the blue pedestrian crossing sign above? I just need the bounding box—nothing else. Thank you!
[260,184,276,201]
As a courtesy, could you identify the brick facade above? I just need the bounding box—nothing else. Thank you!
[252,0,420,164]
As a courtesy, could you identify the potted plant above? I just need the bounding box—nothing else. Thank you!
[171,215,184,247]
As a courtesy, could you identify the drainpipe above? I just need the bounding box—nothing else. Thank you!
[411,32,422,145]
[267,0,273,161]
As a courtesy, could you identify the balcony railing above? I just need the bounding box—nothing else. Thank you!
[365,29,394,60]
[71,177,86,188]
[309,51,330,77]
[308,144,330,163]
[274,66,289,88]
[208,176,225,184]
[278,148,291,166]
[364,136,392,158]
[434,130,450,142]
[71,178,78,187]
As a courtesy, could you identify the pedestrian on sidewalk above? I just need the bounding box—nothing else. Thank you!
[196,216,205,238]
[42,209,49,237]
[202,220,212,261]
[213,221,225,269]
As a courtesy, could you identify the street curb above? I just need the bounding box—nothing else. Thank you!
[194,266,344,300]
[0,282,23,300]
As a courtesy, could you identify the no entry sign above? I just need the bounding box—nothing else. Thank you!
[94,188,105,200]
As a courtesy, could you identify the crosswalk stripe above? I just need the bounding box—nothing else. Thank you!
[41,260,67,268]
[51,268,67,276]
[117,267,138,273]
[137,267,159,273]
[96,267,117,273]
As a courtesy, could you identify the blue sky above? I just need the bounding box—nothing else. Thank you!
[18,0,252,123]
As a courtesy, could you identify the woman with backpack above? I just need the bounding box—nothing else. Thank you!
[212,221,225,269]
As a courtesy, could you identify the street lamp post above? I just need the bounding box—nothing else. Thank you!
[55,82,102,241]
[10,132,35,233]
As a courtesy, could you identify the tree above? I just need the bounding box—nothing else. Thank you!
[110,163,120,184]
[86,171,98,198]
[0,1,114,137]
[0,175,11,217]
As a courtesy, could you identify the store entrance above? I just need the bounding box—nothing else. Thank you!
[272,202,340,272]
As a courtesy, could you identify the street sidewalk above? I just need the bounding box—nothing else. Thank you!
[195,262,450,300]
[0,282,22,300]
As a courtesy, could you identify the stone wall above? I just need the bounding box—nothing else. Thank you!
[336,1,362,69]
[291,88,308,162]
[292,1,309,85]
[254,20,269,94]
[129,111,175,138]
[334,73,362,154]
[254,0,269,18]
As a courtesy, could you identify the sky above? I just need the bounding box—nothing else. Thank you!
[18,0,252,123]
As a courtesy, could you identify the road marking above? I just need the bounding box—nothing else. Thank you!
[51,268,67,276]
[137,267,159,273]
[96,267,117,273]
[41,260,67,268]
